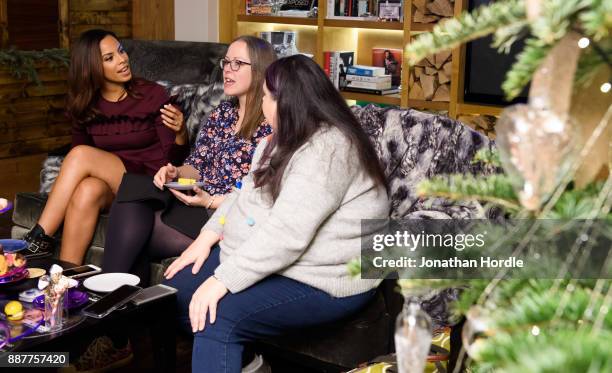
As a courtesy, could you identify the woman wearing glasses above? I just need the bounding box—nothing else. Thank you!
[102,36,276,285]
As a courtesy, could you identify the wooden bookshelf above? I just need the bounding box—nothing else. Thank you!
[341,91,402,105]
[324,19,403,30]
[237,14,318,26]
[223,0,505,120]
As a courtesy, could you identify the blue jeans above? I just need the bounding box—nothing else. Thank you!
[163,246,376,373]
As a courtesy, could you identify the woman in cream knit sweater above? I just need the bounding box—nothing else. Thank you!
[164,55,390,373]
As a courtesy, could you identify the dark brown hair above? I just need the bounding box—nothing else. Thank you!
[230,35,277,139]
[254,55,387,200]
[66,29,139,124]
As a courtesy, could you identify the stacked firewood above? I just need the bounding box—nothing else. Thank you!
[412,0,455,23]
[408,50,451,102]
[457,114,498,139]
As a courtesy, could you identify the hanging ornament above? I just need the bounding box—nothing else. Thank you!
[496,29,584,210]
[496,105,579,210]
[395,299,433,373]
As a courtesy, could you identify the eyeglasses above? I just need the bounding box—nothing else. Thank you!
[219,58,252,71]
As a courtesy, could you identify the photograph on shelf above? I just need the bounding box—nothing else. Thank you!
[260,31,300,57]
[372,48,402,87]
[378,0,402,21]
[247,0,274,15]
[278,0,318,17]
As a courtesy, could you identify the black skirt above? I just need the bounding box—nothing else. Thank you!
[115,173,209,239]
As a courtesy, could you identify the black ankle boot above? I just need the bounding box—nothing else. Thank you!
[23,224,55,258]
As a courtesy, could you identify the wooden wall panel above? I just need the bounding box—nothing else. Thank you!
[0,65,71,160]
[70,0,133,43]
[132,0,174,40]
[0,153,48,202]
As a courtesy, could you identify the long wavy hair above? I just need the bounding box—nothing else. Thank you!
[254,55,387,201]
[230,35,277,139]
[66,29,140,125]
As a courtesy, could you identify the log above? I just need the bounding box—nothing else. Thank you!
[420,74,436,100]
[415,59,428,67]
[434,50,451,69]
[432,84,450,102]
[413,10,439,23]
[427,0,454,17]
[443,61,452,77]
[413,0,429,13]
[424,55,436,67]
[414,66,425,79]
[438,69,451,84]
[409,82,424,100]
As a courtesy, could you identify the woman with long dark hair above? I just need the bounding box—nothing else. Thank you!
[22,29,188,264]
[164,55,390,372]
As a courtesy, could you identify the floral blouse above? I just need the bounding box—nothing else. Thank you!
[184,101,272,195]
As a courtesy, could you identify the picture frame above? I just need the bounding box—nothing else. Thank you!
[378,0,402,21]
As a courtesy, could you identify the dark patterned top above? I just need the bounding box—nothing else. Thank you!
[72,80,189,176]
[184,101,272,195]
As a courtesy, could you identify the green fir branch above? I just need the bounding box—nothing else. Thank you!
[578,0,612,41]
[0,48,70,85]
[406,0,526,65]
[502,38,552,99]
[473,329,612,373]
[417,174,521,212]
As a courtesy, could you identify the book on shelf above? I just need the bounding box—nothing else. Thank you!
[346,74,392,83]
[247,0,273,15]
[342,85,401,95]
[372,48,402,86]
[323,51,355,89]
[346,65,386,77]
[327,0,380,18]
[346,79,392,90]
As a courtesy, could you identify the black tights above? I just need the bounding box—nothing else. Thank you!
[103,200,194,286]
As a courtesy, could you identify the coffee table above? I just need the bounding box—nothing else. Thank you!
[0,257,177,372]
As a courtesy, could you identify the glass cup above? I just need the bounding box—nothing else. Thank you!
[44,292,65,331]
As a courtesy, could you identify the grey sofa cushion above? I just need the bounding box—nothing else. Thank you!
[121,39,227,85]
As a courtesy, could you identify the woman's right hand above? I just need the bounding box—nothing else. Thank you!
[153,163,179,190]
[164,238,212,279]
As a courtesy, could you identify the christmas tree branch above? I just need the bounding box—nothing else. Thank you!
[406,0,527,65]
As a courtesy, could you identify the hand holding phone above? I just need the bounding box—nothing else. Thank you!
[82,285,142,319]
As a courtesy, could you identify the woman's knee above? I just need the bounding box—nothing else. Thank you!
[63,145,97,167]
[69,178,112,210]
[194,314,240,344]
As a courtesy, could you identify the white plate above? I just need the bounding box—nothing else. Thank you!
[83,273,140,293]
[164,181,205,191]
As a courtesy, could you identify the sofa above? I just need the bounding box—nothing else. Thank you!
[12,39,495,371]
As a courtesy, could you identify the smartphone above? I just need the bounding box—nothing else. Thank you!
[130,284,178,306]
[62,264,102,279]
[82,284,142,319]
